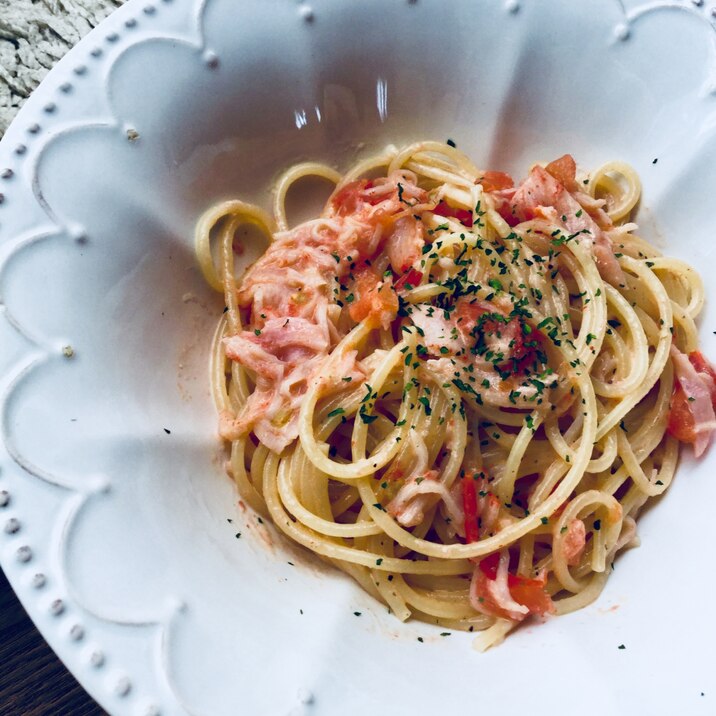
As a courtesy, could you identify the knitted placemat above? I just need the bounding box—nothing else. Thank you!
[0,0,124,136]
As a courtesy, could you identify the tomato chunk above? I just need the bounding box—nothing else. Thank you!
[477,170,514,193]
[462,477,480,544]
[667,384,696,443]
[545,154,578,192]
[477,552,554,619]
[348,265,398,330]
[667,350,716,445]
[507,576,555,617]
[394,268,423,292]
[432,200,473,227]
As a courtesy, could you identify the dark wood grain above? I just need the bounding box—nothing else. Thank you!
[0,567,105,716]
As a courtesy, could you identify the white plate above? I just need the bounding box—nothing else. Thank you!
[1,1,715,714]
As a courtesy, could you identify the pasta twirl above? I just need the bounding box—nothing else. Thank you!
[196,142,715,650]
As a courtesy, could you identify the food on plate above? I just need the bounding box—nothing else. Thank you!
[196,141,714,649]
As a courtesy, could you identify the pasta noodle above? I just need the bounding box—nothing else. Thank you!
[196,142,716,650]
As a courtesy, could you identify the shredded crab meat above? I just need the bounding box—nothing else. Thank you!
[469,551,530,622]
[386,469,442,527]
[385,429,464,528]
[409,305,462,355]
[385,215,425,273]
[510,164,625,285]
[671,346,716,457]
[207,147,716,645]
[562,518,587,567]
[222,172,426,449]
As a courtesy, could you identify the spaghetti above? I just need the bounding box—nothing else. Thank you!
[196,142,716,649]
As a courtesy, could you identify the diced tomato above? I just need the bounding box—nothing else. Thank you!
[667,383,697,443]
[462,476,480,544]
[348,265,399,329]
[491,194,520,227]
[544,154,578,192]
[477,170,514,193]
[393,268,423,292]
[479,551,500,579]
[478,552,554,618]
[507,576,555,617]
[667,351,716,443]
[432,200,474,227]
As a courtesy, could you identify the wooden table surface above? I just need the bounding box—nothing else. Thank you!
[0,567,104,715]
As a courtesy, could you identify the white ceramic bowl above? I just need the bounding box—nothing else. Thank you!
[1,1,716,714]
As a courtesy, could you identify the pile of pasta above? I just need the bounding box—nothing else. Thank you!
[196,142,713,649]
